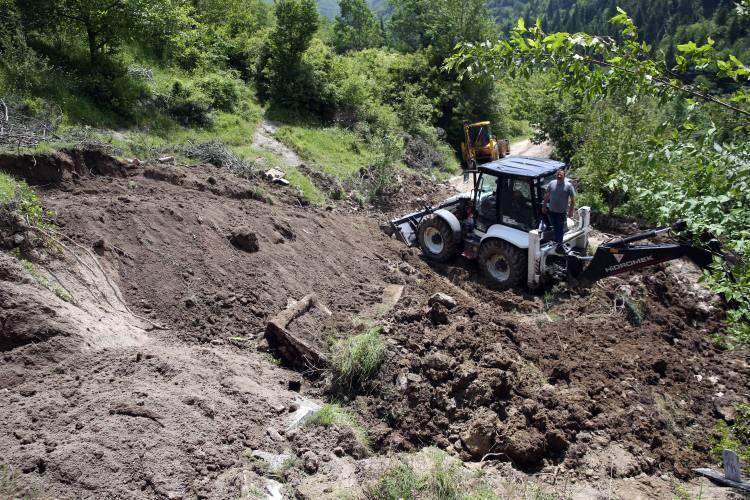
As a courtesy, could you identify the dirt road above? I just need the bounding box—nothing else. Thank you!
[509,138,554,158]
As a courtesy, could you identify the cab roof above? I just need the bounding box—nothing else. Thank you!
[479,156,566,178]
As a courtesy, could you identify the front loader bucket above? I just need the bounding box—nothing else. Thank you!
[390,209,430,247]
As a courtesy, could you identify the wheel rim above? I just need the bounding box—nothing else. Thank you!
[424,227,444,254]
[487,254,510,282]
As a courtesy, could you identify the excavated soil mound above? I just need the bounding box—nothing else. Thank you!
[356,248,749,479]
[0,152,747,497]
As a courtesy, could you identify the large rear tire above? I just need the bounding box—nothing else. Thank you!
[478,239,527,290]
[418,215,461,263]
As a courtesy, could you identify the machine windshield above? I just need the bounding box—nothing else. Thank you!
[476,174,498,227]
[469,126,491,147]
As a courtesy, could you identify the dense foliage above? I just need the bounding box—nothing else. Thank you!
[489,0,750,62]
[333,0,383,53]
[449,8,750,343]
[0,0,528,191]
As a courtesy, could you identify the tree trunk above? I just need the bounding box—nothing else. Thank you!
[87,26,98,65]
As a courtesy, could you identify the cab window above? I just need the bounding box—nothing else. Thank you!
[469,126,491,147]
[501,178,534,230]
[475,174,498,228]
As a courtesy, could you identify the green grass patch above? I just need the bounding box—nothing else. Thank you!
[365,461,421,500]
[0,172,50,228]
[710,403,750,474]
[330,326,385,388]
[275,125,377,180]
[307,403,370,451]
[285,169,326,205]
[365,449,497,500]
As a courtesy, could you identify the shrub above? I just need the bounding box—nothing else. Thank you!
[403,134,445,171]
[330,326,385,387]
[397,84,437,138]
[163,80,213,127]
[357,132,403,200]
[74,60,152,121]
[196,72,242,112]
[0,0,50,94]
[0,172,49,228]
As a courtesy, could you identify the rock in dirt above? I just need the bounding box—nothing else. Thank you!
[714,398,738,423]
[424,352,453,371]
[460,409,497,458]
[500,427,547,466]
[271,218,296,241]
[429,292,457,309]
[428,303,449,325]
[302,450,319,473]
[251,450,292,474]
[229,228,259,253]
[286,398,321,430]
[337,427,368,459]
[266,427,284,442]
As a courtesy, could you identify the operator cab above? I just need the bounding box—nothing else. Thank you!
[468,123,492,147]
[472,156,567,237]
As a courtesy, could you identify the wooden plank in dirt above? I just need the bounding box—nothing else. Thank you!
[264,294,329,370]
[693,468,750,493]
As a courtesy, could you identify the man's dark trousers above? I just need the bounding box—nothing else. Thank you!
[549,211,566,244]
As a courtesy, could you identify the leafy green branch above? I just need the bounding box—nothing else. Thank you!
[445,11,750,119]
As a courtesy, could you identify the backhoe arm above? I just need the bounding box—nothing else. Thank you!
[566,221,721,288]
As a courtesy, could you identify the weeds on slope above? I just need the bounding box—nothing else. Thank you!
[330,325,385,389]
[0,171,52,230]
[307,403,370,451]
[0,464,26,498]
[710,402,750,474]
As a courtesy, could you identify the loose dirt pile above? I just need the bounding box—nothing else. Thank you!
[0,150,747,498]
[359,254,749,480]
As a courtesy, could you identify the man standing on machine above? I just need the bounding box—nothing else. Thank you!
[542,167,576,253]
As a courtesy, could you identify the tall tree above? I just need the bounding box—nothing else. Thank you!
[333,0,382,53]
[18,0,155,64]
[264,0,319,105]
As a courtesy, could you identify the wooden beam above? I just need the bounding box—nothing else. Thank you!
[692,468,750,493]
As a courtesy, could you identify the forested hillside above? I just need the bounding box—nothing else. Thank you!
[0,0,533,204]
[490,0,750,60]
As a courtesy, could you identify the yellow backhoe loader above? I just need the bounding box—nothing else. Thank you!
[460,121,510,169]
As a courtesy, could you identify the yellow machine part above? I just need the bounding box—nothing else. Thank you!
[461,121,509,167]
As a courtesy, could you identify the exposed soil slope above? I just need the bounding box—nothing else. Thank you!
[0,152,747,498]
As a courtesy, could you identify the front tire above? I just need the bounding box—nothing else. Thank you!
[418,215,461,263]
[478,239,527,290]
